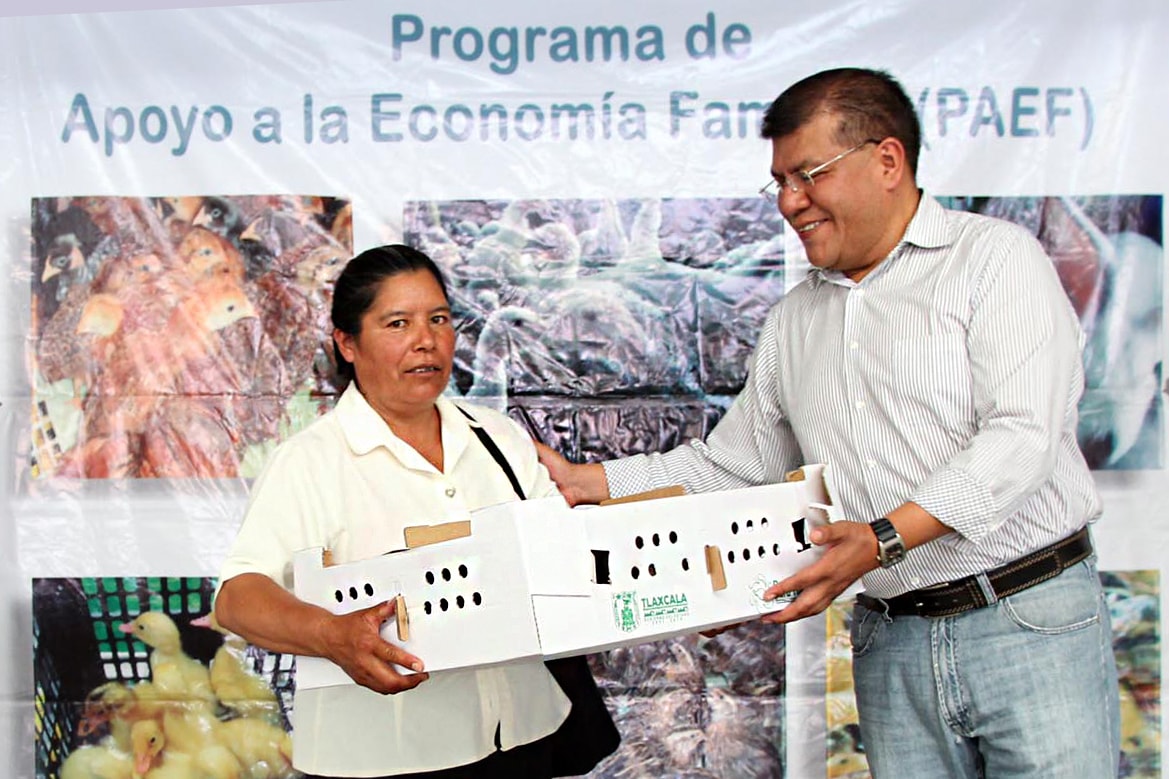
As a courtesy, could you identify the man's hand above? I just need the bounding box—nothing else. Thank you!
[760,521,879,624]
[319,600,430,694]
[535,442,610,506]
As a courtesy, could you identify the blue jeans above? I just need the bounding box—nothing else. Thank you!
[851,558,1120,778]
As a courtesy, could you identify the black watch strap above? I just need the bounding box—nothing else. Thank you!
[870,517,906,568]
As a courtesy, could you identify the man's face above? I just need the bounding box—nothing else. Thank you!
[770,112,892,281]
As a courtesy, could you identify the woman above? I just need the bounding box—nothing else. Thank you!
[214,245,617,778]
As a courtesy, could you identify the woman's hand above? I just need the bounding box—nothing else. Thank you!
[217,574,429,695]
[319,600,430,695]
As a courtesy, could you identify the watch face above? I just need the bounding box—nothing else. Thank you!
[879,540,906,567]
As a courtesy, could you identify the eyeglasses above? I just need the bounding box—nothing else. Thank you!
[759,139,881,201]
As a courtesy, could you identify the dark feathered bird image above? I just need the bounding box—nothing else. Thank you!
[192,196,246,243]
[253,237,346,392]
[34,204,107,326]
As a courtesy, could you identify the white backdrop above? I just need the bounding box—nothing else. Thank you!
[2,1,1167,777]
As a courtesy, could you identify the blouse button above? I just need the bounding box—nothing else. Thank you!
[445,487,457,498]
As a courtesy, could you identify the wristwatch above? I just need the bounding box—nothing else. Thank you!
[869,518,906,568]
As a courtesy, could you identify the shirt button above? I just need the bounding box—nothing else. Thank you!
[866,459,877,469]
[445,487,456,498]
[850,341,859,350]
[855,400,866,410]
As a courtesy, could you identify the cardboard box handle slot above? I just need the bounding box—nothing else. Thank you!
[591,549,611,585]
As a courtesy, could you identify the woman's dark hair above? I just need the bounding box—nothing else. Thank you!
[330,244,449,382]
[761,67,922,176]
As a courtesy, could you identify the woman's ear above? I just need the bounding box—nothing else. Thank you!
[333,328,355,363]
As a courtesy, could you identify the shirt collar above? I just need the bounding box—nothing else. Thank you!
[336,383,472,469]
[900,191,952,251]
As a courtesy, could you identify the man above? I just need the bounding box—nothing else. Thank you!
[539,68,1120,778]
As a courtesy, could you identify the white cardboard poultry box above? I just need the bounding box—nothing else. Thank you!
[293,464,838,689]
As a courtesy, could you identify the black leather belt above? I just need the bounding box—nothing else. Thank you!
[856,526,1093,619]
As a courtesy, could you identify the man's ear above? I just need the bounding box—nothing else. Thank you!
[874,137,910,190]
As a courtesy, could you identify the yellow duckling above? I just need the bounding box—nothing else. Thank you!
[190,614,280,723]
[216,718,295,779]
[131,718,242,779]
[119,612,215,707]
[59,742,133,779]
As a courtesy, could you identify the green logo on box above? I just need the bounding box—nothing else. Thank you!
[613,591,640,632]
[640,592,689,625]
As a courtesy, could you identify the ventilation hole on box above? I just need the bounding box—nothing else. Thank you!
[648,563,657,577]
[473,592,482,606]
[425,571,435,585]
[333,590,343,603]
[348,586,358,600]
[773,543,781,555]
[364,583,374,597]
[669,531,678,544]
[458,564,468,578]
[635,536,644,549]
[442,568,452,582]
[758,545,766,558]
[424,601,432,615]
[631,566,640,580]
[743,548,751,561]
[681,558,690,571]
[746,519,754,530]
[728,551,736,564]
[440,598,449,612]
[731,521,739,534]
[456,595,465,609]
[652,533,661,546]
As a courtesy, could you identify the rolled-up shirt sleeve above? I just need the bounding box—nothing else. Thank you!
[911,227,1085,541]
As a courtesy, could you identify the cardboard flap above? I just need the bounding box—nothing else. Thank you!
[404,520,472,549]
[599,485,685,506]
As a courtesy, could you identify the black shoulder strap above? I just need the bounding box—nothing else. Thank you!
[456,405,526,501]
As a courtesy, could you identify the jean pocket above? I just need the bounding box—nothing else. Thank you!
[1001,563,1101,635]
[849,601,886,656]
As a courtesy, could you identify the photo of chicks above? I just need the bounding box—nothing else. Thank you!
[32,577,298,779]
[823,571,1162,779]
[404,196,787,463]
[32,574,790,779]
[29,195,353,480]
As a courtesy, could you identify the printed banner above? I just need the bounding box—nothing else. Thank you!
[2,1,1167,778]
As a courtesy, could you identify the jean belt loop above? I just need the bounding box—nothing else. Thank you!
[974,572,998,606]
[863,594,894,621]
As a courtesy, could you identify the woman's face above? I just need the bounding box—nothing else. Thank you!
[334,269,455,422]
